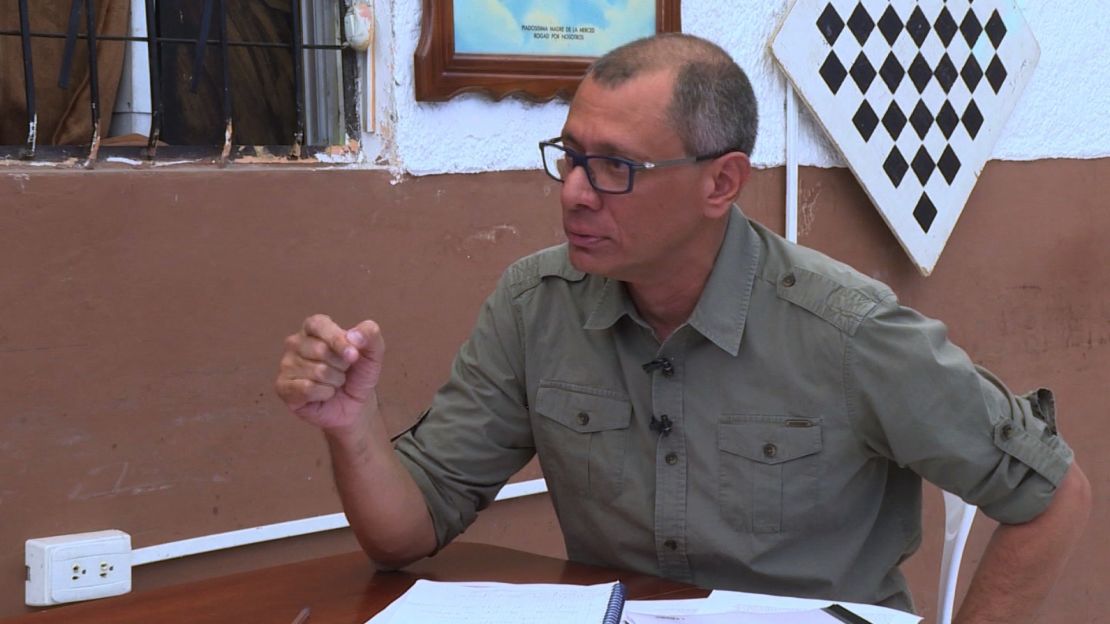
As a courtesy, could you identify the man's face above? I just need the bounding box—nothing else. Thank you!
[558,71,710,283]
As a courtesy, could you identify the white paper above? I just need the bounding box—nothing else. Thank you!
[365,579,620,624]
[622,598,722,616]
[623,609,841,624]
[703,589,922,624]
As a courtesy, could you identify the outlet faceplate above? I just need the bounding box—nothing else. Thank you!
[26,530,132,606]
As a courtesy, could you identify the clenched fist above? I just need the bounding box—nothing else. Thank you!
[275,314,385,431]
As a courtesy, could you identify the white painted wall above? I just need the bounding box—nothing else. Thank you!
[382,0,1110,176]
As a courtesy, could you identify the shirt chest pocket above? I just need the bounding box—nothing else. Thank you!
[718,415,823,533]
[534,384,631,501]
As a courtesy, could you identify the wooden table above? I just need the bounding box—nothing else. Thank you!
[8,542,707,623]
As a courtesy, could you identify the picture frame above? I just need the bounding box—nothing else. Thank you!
[414,0,682,102]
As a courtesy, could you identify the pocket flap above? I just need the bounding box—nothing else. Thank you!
[535,386,631,433]
[718,417,823,465]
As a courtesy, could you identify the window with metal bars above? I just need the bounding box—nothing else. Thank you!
[0,0,361,164]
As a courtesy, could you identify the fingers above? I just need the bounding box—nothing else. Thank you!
[293,335,349,371]
[276,315,387,414]
[342,320,386,403]
[277,314,357,412]
[303,314,359,364]
[280,351,347,387]
[345,319,385,357]
[275,377,337,410]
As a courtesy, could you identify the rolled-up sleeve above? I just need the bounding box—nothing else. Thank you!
[393,269,536,550]
[844,297,1074,525]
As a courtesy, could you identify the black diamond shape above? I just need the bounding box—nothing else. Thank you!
[961,9,983,46]
[820,52,848,94]
[817,3,845,45]
[934,6,958,46]
[847,3,875,45]
[938,145,961,184]
[910,100,934,139]
[853,101,880,141]
[850,52,877,93]
[961,56,983,92]
[880,52,904,93]
[985,10,1007,48]
[986,55,1008,93]
[935,54,958,93]
[908,53,932,93]
[877,5,903,45]
[906,6,931,46]
[883,102,907,140]
[912,146,935,185]
[914,194,938,232]
[884,147,909,187]
[936,101,959,139]
[962,101,984,139]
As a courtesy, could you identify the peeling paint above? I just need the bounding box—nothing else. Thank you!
[85,119,101,169]
[464,225,520,245]
[797,182,820,237]
[9,172,29,192]
[106,156,143,166]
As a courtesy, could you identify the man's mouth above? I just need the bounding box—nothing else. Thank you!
[565,230,606,247]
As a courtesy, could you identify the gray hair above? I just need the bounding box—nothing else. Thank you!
[586,33,759,157]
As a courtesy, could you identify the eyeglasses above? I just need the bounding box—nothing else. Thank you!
[538,137,729,195]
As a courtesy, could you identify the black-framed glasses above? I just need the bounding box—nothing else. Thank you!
[539,137,729,195]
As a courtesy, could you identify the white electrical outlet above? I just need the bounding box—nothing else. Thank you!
[25,530,132,606]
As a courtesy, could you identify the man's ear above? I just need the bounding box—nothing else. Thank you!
[703,152,751,218]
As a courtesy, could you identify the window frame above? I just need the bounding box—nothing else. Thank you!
[1,0,389,168]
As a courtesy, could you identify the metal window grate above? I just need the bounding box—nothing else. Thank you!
[1,0,359,166]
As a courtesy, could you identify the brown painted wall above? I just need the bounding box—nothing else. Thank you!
[1,161,1106,621]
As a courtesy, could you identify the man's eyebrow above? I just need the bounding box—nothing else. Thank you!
[559,131,640,160]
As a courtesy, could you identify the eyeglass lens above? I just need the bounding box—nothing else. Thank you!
[543,144,631,193]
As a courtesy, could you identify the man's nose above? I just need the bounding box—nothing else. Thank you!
[561,164,600,210]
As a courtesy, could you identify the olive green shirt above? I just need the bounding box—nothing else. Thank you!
[394,207,1072,612]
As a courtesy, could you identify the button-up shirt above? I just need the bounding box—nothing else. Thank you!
[394,207,1072,612]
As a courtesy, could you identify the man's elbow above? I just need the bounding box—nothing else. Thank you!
[364,544,432,571]
[1021,461,1092,529]
[358,529,438,571]
[1056,462,1092,523]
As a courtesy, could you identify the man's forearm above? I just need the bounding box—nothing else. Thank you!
[955,463,1091,624]
[324,403,438,569]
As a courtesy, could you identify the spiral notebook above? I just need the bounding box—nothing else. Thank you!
[365,579,626,624]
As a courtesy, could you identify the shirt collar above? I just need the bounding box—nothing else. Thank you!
[687,206,762,356]
[583,276,637,330]
[582,206,762,355]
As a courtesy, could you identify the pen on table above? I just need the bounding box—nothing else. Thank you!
[291,606,311,624]
[821,603,873,624]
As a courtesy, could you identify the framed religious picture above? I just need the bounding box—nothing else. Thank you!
[414,0,682,102]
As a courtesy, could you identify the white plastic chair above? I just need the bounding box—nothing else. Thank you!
[937,490,977,624]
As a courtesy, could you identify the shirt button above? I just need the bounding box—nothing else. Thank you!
[762,443,778,458]
[1001,424,1014,439]
[576,412,590,426]
[663,539,677,551]
[781,273,796,288]
[665,452,678,465]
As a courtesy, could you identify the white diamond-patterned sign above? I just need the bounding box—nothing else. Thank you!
[770,0,1039,275]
